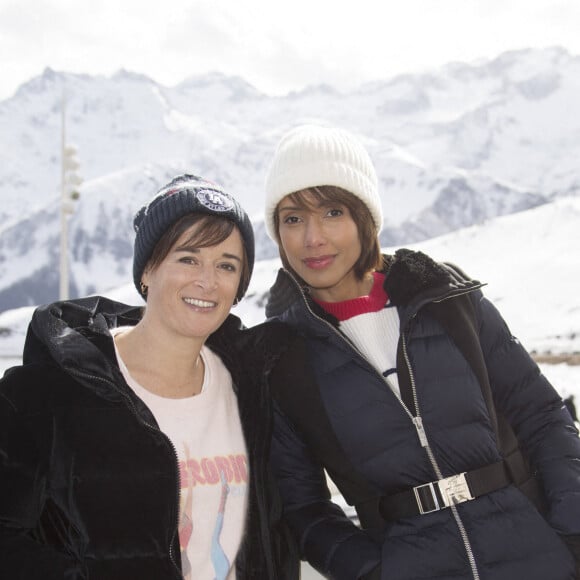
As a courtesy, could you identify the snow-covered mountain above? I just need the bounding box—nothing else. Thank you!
[1,46,579,312]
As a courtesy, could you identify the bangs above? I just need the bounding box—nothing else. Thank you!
[285,187,347,210]
[175,216,235,251]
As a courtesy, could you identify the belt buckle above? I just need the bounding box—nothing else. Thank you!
[438,473,473,507]
[413,482,440,514]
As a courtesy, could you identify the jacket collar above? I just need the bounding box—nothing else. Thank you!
[266,249,484,326]
[24,295,245,399]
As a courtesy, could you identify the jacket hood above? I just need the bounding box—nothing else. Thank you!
[25,296,142,371]
[265,248,484,324]
[22,297,145,404]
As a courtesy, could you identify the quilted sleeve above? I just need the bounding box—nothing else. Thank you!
[270,402,381,580]
[475,293,580,538]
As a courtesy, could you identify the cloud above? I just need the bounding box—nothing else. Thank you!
[1,0,580,100]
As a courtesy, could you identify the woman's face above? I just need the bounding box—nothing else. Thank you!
[277,190,365,302]
[142,223,243,342]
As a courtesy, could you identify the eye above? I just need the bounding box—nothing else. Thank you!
[326,207,344,218]
[282,215,301,225]
[219,262,238,273]
[178,255,199,265]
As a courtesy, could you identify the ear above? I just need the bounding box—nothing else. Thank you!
[141,266,152,288]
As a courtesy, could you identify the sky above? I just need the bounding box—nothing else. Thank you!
[2,0,580,101]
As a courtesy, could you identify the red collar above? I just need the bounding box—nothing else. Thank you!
[313,272,389,321]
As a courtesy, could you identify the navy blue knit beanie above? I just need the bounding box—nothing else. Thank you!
[133,174,255,301]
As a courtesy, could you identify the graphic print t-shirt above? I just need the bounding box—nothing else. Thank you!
[113,333,248,580]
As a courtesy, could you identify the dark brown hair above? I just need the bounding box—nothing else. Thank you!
[146,213,250,301]
[273,185,382,281]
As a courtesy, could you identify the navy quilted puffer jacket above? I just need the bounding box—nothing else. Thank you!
[264,249,580,580]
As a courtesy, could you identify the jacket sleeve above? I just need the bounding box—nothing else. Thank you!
[475,293,580,541]
[270,402,381,580]
[0,375,86,579]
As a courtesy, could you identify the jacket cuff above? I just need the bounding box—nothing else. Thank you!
[322,530,380,580]
[359,563,381,580]
[562,534,580,578]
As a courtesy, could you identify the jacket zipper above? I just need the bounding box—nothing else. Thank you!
[401,323,480,580]
[284,272,483,580]
[66,367,184,579]
[400,284,485,580]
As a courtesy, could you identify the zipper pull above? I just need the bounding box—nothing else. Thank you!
[413,416,429,447]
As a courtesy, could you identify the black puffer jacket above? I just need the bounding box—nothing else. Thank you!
[0,296,298,580]
[262,249,580,580]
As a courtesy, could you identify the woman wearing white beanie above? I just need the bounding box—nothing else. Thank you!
[253,124,580,579]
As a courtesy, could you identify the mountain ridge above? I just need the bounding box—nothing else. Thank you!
[0,46,578,312]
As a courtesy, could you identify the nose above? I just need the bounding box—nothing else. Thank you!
[194,265,218,291]
[304,217,326,248]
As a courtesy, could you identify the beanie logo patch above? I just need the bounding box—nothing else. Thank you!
[196,189,234,212]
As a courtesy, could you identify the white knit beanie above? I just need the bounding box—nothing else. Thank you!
[264,124,383,240]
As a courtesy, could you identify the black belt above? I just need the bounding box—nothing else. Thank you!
[378,460,512,521]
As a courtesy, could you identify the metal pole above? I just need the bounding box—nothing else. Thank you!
[59,87,68,301]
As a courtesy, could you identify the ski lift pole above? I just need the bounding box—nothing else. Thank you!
[59,86,82,300]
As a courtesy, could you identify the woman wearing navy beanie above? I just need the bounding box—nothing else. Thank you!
[0,174,298,580]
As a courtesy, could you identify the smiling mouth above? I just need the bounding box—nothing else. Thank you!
[303,255,334,269]
[183,297,216,308]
